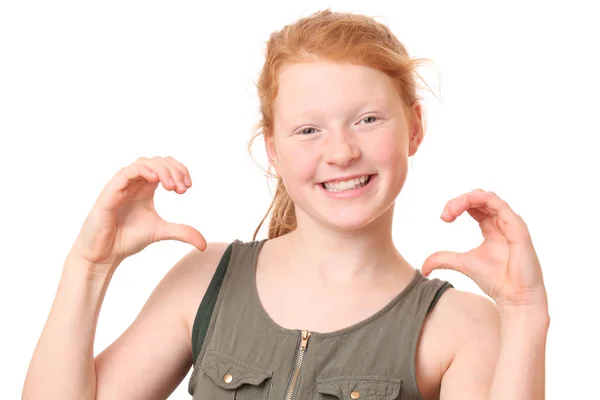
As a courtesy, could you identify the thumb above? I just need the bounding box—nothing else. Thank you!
[422,251,471,279]
[155,220,208,251]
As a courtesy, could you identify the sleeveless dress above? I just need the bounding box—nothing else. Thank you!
[188,240,453,399]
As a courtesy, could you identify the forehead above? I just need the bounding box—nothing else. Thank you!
[273,61,401,117]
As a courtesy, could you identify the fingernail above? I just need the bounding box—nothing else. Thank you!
[168,177,175,187]
[184,176,192,186]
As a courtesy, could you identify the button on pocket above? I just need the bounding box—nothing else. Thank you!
[315,376,402,400]
[192,349,273,399]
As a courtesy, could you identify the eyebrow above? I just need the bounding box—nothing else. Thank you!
[287,97,390,119]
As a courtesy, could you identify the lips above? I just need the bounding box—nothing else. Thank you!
[319,174,375,185]
[319,174,377,192]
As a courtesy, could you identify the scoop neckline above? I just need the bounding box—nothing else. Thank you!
[248,238,424,340]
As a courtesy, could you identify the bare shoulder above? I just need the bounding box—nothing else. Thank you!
[169,242,231,335]
[423,287,500,360]
[416,286,501,399]
[434,287,500,332]
[94,242,231,399]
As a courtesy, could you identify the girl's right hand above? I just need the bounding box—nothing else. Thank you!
[70,156,207,273]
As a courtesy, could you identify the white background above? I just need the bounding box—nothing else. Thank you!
[1,1,598,398]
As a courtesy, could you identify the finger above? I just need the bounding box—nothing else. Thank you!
[155,221,207,251]
[162,156,192,190]
[465,207,487,223]
[150,156,187,194]
[442,191,507,240]
[442,188,486,222]
[164,156,192,188]
[99,164,160,211]
[443,190,504,221]
[440,191,504,243]
[136,157,179,193]
[464,191,530,244]
[422,251,473,279]
[112,163,159,193]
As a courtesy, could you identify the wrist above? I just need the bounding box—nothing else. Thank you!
[498,303,550,331]
[64,251,120,282]
[496,287,548,319]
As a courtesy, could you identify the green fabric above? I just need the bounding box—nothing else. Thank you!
[191,243,233,364]
[188,240,455,399]
[428,281,453,313]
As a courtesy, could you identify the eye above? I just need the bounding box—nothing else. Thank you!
[298,127,317,135]
[359,115,379,124]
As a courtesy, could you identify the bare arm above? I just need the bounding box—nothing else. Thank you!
[94,243,226,400]
[23,156,210,399]
[423,190,550,400]
[23,243,226,400]
[22,251,116,399]
[439,297,549,400]
[432,291,500,400]
[487,308,549,400]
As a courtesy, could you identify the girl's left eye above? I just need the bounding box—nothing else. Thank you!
[299,127,317,135]
[360,116,378,124]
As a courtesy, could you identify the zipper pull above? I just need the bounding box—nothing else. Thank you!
[301,330,311,350]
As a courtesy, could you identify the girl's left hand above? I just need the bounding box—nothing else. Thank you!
[422,189,548,313]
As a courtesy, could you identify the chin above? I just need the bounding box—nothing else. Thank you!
[315,204,393,233]
[324,217,373,232]
[291,176,399,233]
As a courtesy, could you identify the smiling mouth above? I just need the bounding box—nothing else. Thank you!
[320,175,374,192]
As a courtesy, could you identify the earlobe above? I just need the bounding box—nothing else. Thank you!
[265,136,280,171]
[408,134,421,157]
[408,103,424,156]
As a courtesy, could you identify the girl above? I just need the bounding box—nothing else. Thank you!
[23,9,549,400]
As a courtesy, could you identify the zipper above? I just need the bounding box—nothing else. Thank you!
[284,329,311,400]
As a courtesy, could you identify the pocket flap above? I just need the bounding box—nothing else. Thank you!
[200,349,273,390]
[316,375,402,399]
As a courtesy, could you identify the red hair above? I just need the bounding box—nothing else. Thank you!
[249,9,436,240]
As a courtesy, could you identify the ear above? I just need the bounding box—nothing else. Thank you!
[264,136,280,174]
[408,102,424,157]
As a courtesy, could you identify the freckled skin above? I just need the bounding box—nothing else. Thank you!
[266,61,420,231]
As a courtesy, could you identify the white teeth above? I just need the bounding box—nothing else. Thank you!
[323,175,371,192]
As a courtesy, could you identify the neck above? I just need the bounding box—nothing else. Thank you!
[281,204,411,283]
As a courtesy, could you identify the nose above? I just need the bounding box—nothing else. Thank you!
[323,128,361,168]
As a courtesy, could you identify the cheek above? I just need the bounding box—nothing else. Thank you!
[369,130,409,171]
[279,143,319,182]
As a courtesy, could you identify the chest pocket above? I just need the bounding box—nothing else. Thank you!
[192,349,273,399]
[315,376,402,400]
